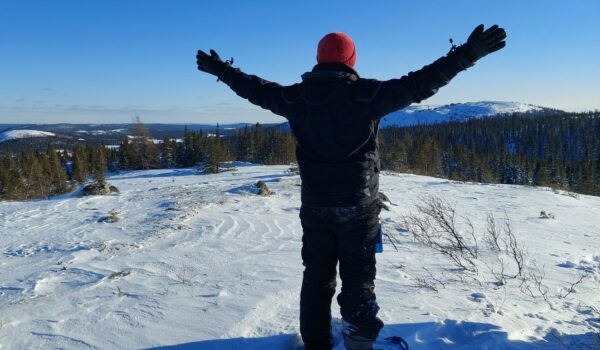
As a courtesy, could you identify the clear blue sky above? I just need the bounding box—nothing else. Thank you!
[1,0,599,124]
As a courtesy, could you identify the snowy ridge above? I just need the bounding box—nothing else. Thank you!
[379,101,545,127]
[0,165,598,349]
[0,129,56,142]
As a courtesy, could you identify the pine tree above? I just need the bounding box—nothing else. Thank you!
[47,146,68,194]
[160,137,177,168]
[206,123,225,173]
[72,145,89,184]
[92,145,107,185]
[130,116,157,169]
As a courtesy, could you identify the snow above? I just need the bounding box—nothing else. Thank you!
[76,129,125,135]
[0,165,598,349]
[379,101,543,128]
[0,129,56,142]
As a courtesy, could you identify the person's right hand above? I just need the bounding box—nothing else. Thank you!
[465,24,507,61]
[196,49,227,76]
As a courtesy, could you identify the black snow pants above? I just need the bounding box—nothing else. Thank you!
[299,199,384,350]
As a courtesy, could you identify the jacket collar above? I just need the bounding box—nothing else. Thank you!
[301,63,359,82]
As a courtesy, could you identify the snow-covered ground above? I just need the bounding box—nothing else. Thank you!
[0,129,56,142]
[0,165,598,349]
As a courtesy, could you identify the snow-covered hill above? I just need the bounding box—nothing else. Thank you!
[0,165,598,349]
[0,129,56,142]
[379,101,545,128]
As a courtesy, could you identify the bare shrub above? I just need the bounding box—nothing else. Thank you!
[400,194,593,319]
[491,256,508,286]
[482,213,526,282]
[519,262,553,309]
[413,267,445,292]
[171,265,199,286]
[381,228,401,252]
[504,218,525,278]
[484,213,503,252]
[403,195,478,272]
[413,276,440,293]
[559,271,589,299]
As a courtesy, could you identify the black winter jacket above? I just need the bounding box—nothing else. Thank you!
[219,46,475,207]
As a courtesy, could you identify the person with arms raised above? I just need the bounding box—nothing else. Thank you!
[196,24,506,350]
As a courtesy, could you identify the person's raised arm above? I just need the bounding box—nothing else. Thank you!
[368,24,507,118]
[196,49,296,117]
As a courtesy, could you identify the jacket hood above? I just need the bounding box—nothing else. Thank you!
[300,63,359,105]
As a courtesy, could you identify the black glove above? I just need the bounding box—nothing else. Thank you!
[196,49,229,78]
[464,24,506,61]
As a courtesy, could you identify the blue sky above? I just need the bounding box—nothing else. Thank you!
[1,0,599,124]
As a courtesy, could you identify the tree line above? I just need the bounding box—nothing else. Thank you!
[379,110,600,195]
[1,110,598,201]
[0,121,296,200]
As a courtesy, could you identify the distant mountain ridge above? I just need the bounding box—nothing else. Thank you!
[379,101,549,128]
[0,123,257,144]
[0,129,56,142]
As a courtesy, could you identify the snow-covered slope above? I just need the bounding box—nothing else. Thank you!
[0,129,56,142]
[1,165,598,349]
[379,101,544,128]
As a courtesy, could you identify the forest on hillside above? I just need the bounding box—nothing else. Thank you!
[379,110,600,195]
[0,110,598,201]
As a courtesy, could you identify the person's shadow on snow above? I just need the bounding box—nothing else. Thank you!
[143,319,599,350]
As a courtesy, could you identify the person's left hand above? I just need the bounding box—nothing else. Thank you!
[196,49,227,76]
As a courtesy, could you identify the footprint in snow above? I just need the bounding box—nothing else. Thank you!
[468,292,486,303]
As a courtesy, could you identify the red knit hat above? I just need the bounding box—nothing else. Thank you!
[317,32,356,67]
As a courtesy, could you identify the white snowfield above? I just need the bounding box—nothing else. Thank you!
[0,164,598,349]
[0,129,56,142]
[379,101,543,128]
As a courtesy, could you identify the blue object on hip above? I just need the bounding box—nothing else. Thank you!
[375,221,383,253]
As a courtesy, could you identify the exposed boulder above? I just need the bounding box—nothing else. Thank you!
[540,210,555,219]
[285,165,300,175]
[98,214,120,223]
[81,182,119,196]
[256,181,272,197]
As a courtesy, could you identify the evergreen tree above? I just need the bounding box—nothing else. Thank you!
[130,116,157,169]
[92,145,107,185]
[47,146,68,194]
[72,145,89,184]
